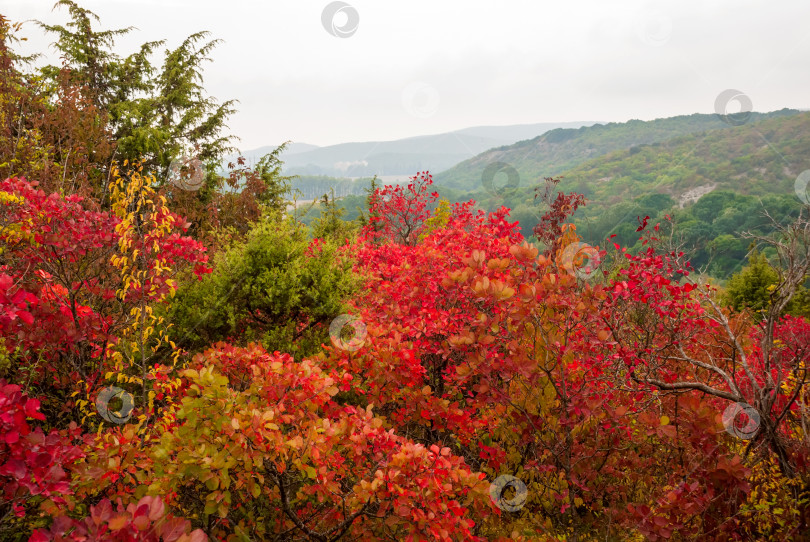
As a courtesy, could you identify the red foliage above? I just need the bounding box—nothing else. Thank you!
[0,169,806,540]
[30,496,206,542]
[364,171,440,246]
[324,177,794,538]
[532,176,586,254]
[0,380,84,520]
[0,177,210,393]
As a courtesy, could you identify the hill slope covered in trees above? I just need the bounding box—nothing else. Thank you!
[419,111,810,277]
[435,109,802,191]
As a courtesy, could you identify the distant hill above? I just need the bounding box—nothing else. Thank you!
[284,109,810,279]
[224,142,319,165]
[230,121,597,178]
[561,110,810,209]
[290,175,376,201]
[435,110,803,191]
[427,110,810,278]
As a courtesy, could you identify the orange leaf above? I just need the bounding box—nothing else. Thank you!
[108,515,129,531]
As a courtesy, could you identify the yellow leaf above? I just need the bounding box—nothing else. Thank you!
[660,415,670,426]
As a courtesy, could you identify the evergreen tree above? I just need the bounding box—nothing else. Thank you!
[723,249,780,319]
[356,174,380,230]
[311,188,357,243]
[723,248,810,320]
[38,1,236,183]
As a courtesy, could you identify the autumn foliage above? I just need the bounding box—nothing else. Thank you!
[1,158,810,540]
[3,6,810,542]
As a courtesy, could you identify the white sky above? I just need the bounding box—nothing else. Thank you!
[6,0,810,150]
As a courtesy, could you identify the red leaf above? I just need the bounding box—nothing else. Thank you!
[157,517,188,542]
[1,459,26,479]
[16,310,33,325]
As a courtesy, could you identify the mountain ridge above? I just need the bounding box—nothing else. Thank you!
[228,120,599,178]
[435,109,804,191]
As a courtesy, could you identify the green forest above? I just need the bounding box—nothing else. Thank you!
[302,112,810,279]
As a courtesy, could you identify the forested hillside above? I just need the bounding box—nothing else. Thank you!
[436,109,801,190]
[397,112,807,278]
[302,111,808,278]
[1,4,810,542]
[565,111,810,205]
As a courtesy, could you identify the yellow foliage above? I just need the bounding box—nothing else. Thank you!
[89,165,186,434]
[738,457,810,540]
[419,198,452,241]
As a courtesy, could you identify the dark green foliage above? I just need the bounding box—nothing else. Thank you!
[37,0,134,109]
[722,250,780,320]
[248,147,294,212]
[721,250,810,320]
[355,176,380,229]
[310,188,358,243]
[165,216,358,359]
[38,1,236,181]
[692,192,737,224]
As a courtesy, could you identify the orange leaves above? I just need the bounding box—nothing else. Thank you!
[472,275,490,295]
[444,267,473,286]
[518,282,537,300]
[508,242,538,262]
[31,496,207,541]
[472,275,515,300]
[448,332,475,346]
[486,257,511,271]
[477,334,497,345]
[141,342,491,540]
[286,435,304,450]
[467,248,487,268]
[493,283,516,301]
[107,514,130,531]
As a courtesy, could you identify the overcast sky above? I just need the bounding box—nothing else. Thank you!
[6,0,810,150]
